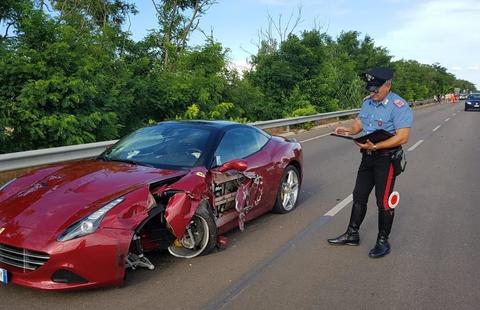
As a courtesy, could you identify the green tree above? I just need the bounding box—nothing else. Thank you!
[0,3,135,152]
[150,0,216,68]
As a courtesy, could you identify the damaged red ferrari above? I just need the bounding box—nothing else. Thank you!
[0,121,302,290]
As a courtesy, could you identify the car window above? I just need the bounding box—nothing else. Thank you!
[467,94,480,100]
[103,123,212,169]
[214,127,269,165]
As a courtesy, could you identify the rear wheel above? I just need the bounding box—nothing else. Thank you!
[168,202,217,258]
[272,165,300,214]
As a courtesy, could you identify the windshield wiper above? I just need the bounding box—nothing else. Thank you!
[107,158,155,168]
[97,153,110,161]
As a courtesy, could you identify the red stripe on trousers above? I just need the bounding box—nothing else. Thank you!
[383,163,394,209]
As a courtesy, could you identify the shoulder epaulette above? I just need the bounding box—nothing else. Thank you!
[394,99,405,108]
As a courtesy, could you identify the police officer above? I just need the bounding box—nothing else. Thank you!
[327,68,413,258]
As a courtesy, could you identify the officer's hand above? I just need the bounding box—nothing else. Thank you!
[334,126,350,135]
[355,139,375,150]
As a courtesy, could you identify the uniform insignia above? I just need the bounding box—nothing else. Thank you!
[377,120,383,127]
[394,99,404,108]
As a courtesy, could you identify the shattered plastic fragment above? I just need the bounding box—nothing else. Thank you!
[217,236,229,249]
[163,167,209,240]
[234,171,263,231]
[235,181,248,231]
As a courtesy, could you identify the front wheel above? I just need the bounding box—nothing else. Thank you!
[168,202,217,258]
[272,165,301,214]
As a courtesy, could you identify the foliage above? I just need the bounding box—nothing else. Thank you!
[0,2,134,152]
[150,0,216,68]
[392,60,459,101]
[0,1,476,153]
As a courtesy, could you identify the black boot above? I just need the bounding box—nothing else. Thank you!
[368,210,394,258]
[327,202,366,246]
[368,234,390,258]
[327,226,359,245]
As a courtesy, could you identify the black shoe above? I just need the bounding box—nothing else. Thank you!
[327,227,359,246]
[368,235,390,258]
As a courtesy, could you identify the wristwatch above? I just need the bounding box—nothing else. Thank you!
[372,144,377,151]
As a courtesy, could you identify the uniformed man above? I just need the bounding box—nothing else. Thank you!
[327,68,413,258]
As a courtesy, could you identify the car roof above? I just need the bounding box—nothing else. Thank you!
[160,120,248,130]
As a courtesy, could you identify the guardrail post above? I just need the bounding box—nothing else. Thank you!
[286,125,290,133]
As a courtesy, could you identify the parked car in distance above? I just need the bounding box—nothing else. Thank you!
[465,93,480,111]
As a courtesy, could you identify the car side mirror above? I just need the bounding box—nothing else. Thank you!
[218,160,248,172]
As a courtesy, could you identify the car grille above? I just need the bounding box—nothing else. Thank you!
[0,243,50,271]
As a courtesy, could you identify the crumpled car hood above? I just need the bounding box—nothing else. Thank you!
[0,160,185,233]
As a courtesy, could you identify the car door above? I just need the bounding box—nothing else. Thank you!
[210,127,274,233]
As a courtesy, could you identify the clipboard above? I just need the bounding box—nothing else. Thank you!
[354,130,393,144]
[330,133,354,140]
[330,129,393,144]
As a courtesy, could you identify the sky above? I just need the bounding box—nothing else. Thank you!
[128,0,480,89]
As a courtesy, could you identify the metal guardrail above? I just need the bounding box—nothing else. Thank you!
[0,99,436,173]
[0,140,117,173]
[250,108,360,129]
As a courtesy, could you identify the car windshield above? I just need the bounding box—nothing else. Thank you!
[467,94,480,100]
[101,123,213,169]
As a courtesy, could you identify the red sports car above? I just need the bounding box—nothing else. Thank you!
[0,121,302,290]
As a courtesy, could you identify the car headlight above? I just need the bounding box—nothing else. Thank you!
[57,197,125,242]
[466,101,472,105]
[0,178,16,192]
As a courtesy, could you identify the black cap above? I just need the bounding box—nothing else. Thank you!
[362,68,393,92]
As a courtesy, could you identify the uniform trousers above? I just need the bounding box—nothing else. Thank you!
[349,150,397,238]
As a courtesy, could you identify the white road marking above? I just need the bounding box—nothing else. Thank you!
[300,132,332,143]
[432,125,441,132]
[453,113,456,116]
[408,140,423,152]
[444,118,450,122]
[325,194,353,216]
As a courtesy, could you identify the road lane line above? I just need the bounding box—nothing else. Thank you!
[444,117,450,122]
[408,140,423,152]
[324,194,353,216]
[206,194,355,309]
[432,125,441,132]
[300,132,331,143]
[205,195,355,308]
[204,214,333,309]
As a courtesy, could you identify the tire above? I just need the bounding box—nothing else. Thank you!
[168,202,217,258]
[272,165,301,214]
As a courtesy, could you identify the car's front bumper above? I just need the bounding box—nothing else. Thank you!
[0,227,133,290]
[465,102,480,110]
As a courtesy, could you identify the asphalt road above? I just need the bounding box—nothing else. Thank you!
[1,102,479,310]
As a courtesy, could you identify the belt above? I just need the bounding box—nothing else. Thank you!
[361,147,401,156]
